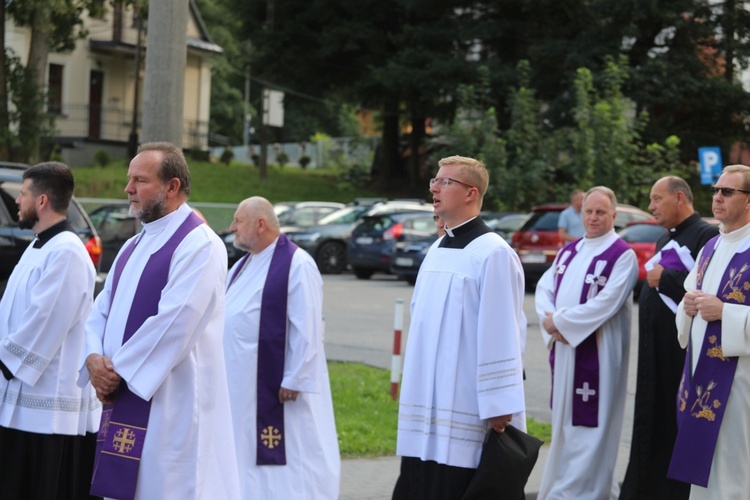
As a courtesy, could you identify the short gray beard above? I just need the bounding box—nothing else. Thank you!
[130,190,167,223]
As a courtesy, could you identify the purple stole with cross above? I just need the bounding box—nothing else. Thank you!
[90,211,204,500]
[255,233,297,465]
[668,235,745,487]
[552,237,630,427]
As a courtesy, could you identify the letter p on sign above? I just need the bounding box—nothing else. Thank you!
[698,147,722,185]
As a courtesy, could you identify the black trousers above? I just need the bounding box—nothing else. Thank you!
[392,456,476,500]
[0,426,99,500]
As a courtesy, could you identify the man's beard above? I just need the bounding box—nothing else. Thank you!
[18,205,38,230]
[130,190,167,223]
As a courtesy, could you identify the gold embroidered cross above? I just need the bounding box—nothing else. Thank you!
[112,427,137,454]
[260,426,282,449]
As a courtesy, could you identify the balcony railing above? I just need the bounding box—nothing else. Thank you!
[50,104,209,149]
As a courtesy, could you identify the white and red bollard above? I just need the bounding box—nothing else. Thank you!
[391,299,404,400]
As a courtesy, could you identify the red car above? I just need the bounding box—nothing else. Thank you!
[616,219,668,296]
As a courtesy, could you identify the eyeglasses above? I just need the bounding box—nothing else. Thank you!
[429,177,475,190]
[711,186,750,197]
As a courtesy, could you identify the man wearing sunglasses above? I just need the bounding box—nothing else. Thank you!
[393,155,527,499]
[621,176,718,499]
[668,164,750,497]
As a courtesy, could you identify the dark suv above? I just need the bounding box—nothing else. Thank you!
[0,162,103,297]
[511,202,652,287]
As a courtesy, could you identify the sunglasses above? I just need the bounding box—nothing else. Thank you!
[711,186,750,197]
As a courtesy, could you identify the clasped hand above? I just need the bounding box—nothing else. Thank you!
[683,290,723,322]
[85,353,122,403]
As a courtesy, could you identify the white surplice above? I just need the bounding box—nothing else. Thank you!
[396,232,527,469]
[80,203,240,499]
[675,222,750,499]
[224,239,340,500]
[535,231,637,500]
[0,230,100,434]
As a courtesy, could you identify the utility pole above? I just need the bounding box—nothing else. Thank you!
[127,7,143,161]
[141,0,188,146]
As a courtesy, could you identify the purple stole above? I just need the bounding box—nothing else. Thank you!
[255,233,297,465]
[551,237,630,427]
[90,211,204,500]
[668,235,746,487]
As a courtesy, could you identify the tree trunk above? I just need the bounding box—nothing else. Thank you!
[380,96,401,187]
[22,7,52,163]
[0,2,9,161]
[407,115,426,186]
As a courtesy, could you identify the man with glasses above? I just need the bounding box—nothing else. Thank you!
[621,176,717,499]
[393,156,527,499]
[535,186,638,499]
[668,165,750,497]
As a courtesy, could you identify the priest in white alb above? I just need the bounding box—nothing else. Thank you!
[80,142,240,499]
[393,156,527,499]
[0,162,100,499]
[535,186,638,499]
[669,165,750,498]
[224,196,340,500]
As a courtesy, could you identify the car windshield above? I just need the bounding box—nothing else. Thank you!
[522,210,561,231]
[317,206,365,225]
[618,224,666,243]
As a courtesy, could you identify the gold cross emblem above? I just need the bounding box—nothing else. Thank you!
[112,427,137,454]
[260,426,282,449]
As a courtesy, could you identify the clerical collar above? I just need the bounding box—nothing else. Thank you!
[669,212,701,234]
[444,216,476,238]
[439,216,492,249]
[33,218,73,248]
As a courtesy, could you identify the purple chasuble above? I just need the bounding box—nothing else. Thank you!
[668,235,745,487]
[256,233,298,465]
[90,211,204,500]
[551,237,630,427]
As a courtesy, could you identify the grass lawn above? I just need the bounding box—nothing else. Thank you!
[72,159,381,204]
[329,361,551,458]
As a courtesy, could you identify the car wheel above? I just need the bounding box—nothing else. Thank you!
[406,276,417,285]
[316,242,346,274]
[353,267,374,280]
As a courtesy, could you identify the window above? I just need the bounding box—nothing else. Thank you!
[48,64,63,114]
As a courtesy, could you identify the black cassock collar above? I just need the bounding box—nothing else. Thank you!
[439,216,492,249]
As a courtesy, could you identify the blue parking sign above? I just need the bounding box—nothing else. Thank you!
[698,147,722,185]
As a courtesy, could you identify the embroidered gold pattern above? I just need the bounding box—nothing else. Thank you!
[688,380,719,421]
[722,264,749,302]
[706,335,728,362]
[112,427,137,454]
[260,426,282,449]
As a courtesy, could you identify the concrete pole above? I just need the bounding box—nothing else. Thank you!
[141,0,189,147]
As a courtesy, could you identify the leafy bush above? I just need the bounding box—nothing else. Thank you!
[220,148,234,166]
[94,149,110,167]
[299,155,311,169]
[276,151,289,167]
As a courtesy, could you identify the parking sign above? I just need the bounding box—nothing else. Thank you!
[698,147,722,185]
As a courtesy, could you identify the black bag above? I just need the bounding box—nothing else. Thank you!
[461,426,544,500]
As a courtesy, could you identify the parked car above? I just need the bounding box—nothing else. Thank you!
[390,235,437,285]
[289,200,434,274]
[488,213,528,244]
[348,212,438,279]
[511,202,653,287]
[616,219,667,297]
[0,162,104,297]
[276,201,345,233]
[88,202,139,273]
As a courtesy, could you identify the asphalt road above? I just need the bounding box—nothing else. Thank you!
[322,272,639,482]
